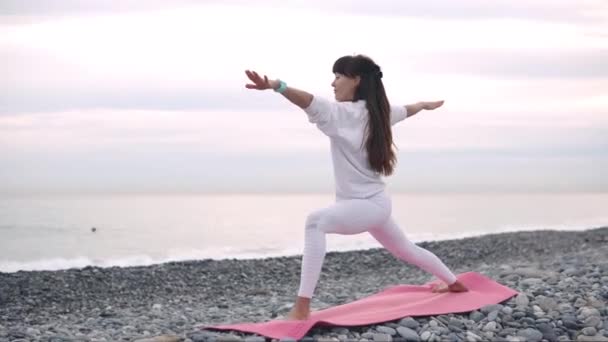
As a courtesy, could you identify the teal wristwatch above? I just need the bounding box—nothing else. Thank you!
[274,80,287,94]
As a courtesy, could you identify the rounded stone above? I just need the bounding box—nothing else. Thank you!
[488,310,500,322]
[481,304,504,314]
[372,333,392,342]
[376,326,396,336]
[483,322,497,332]
[517,328,543,342]
[469,311,485,323]
[396,327,420,342]
[399,318,420,330]
[582,327,597,336]
[514,294,530,307]
[579,307,601,319]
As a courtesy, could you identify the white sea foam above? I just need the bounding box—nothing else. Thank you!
[2,223,605,273]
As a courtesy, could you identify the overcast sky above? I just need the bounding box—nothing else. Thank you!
[1,0,607,194]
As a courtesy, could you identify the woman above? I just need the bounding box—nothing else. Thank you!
[244,54,468,321]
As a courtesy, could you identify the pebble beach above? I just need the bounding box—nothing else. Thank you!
[1,226,607,342]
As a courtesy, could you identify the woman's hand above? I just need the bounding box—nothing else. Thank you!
[405,100,444,118]
[245,70,278,91]
[245,70,313,108]
[423,100,444,110]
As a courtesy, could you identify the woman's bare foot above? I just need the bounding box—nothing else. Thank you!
[431,280,469,293]
[285,296,311,320]
[286,307,310,320]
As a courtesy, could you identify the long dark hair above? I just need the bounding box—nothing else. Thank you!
[332,54,397,176]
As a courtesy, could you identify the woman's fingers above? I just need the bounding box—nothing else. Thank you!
[245,69,274,91]
[250,71,261,82]
[244,69,270,90]
[247,70,262,82]
[245,70,264,89]
[246,70,262,83]
[426,100,444,110]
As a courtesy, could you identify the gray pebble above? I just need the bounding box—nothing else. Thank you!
[331,328,350,335]
[361,332,375,339]
[514,294,530,307]
[521,278,544,287]
[396,327,420,342]
[481,304,504,314]
[576,335,608,342]
[244,337,265,342]
[488,310,500,322]
[584,316,603,329]
[563,317,580,330]
[376,326,396,336]
[535,296,558,311]
[536,322,557,342]
[399,318,420,330]
[558,303,574,313]
[469,311,485,323]
[279,337,297,342]
[579,307,601,319]
[582,327,597,336]
[502,306,513,315]
[483,322,497,332]
[465,331,482,342]
[372,333,392,342]
[448,318,465,330]
[517,328,543,342]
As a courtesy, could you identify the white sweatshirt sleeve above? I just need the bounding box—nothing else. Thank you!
[390,105,408,126]
[303,95,343,137]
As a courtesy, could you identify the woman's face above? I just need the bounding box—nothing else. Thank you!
[331,73,360,102]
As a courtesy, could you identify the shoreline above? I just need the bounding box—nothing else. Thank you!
[1,227,607,341]
[2,225,607,274]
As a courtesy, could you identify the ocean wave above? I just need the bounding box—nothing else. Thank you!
[1,223,605,273]
[0,245,305,273]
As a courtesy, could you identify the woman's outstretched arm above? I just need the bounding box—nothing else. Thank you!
[245,70,313,109]
[405,101,445,118]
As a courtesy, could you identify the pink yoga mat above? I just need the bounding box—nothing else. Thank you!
[201,272,518,340]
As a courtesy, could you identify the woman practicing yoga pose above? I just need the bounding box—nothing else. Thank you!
[244,54,468,321]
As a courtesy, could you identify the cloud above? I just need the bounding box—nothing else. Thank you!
[1,106,606,194]
[320,0,606,24]
[0,108,330,154]
[1,83,288,114]
[0,0,197,17]
[1,0,605,24]
[2,145,607,195]
[405,49,608,79]
[1,2,607,195]
[2,42,607,114]
[1,2,606,124]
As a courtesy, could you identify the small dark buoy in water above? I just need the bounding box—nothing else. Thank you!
[91,227,97,233]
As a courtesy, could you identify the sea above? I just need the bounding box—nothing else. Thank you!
[1,192,607,273]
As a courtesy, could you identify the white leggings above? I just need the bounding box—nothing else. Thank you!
[297,191,458,298]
